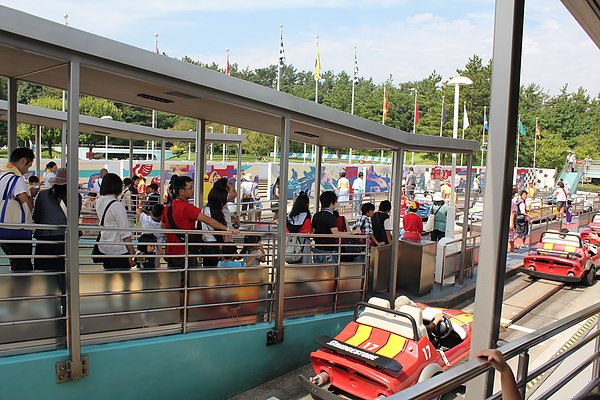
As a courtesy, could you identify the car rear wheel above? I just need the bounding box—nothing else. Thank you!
[584,266,596,286]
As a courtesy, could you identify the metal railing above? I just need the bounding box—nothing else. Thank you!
[0,222,369,357]
[438,233,481,287]
[393,301,600,399]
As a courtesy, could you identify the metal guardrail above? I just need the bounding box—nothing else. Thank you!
[0,222,369,357]
[439,233,481,287]
[391,301,600,400]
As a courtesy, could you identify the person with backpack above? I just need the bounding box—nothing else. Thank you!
[429,192,448,242]
[0,148,35,271]
[285,192,312,264]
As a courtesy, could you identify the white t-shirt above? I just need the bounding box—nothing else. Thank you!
[93,177,103,193]
[384,218,392,232]
[139,212,165,243]
[96,195,131,255]
[43,171,56,189]
[0,171,27,201]
[241,181,256,197]
[554,187,568,202]
[352,177,365,193]
[200,206,218,242]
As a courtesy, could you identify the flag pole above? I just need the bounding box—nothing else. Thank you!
[533,117,538,169]
[382,84,386,125]
[275,25,284,163]
[314,35,320,104]
[438,95,445,165]
[481,106,486,167]
[350,45,357,164]
[411,89,417,166]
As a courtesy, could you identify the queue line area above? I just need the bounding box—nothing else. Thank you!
[0,225,368,357]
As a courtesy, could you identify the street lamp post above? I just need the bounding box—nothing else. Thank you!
[446,76,472,238]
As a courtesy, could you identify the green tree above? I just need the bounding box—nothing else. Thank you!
[78,96,122,157]
[536,132,568,169]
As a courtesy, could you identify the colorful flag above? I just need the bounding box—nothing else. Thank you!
[518,120,527,136]
[535,118,541,139]
[279,29,285,68]
[463,103,470,130]
[483,108,489,131]
[225,52,231,75]
[314,41,321,82]
[383,86,389,122]
[353,48,359,84]
[414,100,420,125]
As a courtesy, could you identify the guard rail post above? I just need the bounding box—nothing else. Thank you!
[516,350,529,399]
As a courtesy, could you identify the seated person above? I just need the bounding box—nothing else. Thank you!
[558,228,570,239]
[423,309,455,348]
[135,233,160,268]
[217,245,246,268]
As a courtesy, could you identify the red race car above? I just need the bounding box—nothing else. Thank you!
[300,296,473,399]
[580,213,600,246]
[521,230,598,286]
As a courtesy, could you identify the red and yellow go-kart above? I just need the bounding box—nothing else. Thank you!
[299,296,473,399]
[521,230,598,286]
[580,214,600,246]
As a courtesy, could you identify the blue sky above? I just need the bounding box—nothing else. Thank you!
[1,0,599,95]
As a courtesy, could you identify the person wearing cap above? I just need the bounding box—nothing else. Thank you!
[33,167,82,271]
[430,192,448,242]
[240,172,258,220]
[402,200,423,242]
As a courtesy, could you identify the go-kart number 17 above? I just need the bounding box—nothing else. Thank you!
[422,345,432,360]
[361,342,380,352]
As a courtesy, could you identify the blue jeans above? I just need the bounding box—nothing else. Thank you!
[313,248,338,264]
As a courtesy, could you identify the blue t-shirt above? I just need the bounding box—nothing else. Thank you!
[217,260,246,268]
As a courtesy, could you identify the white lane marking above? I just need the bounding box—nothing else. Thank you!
[500,318,536,333]
[507,324,536,334]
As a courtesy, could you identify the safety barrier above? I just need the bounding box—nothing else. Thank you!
[0,222,368,357]
[439,234,481,287]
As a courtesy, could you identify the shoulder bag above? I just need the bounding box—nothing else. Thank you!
[91,200,117,263]
[0,172,33,240]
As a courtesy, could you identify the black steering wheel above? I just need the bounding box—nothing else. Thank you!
[430,316,453,340]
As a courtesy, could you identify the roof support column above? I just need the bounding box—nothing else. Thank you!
[7,77,17,153]
[58,57,86,383]
[128,140,133,178]
[195,120,206,206]
[61,122,67,166]
[314,145,323,212]
[236,142,242,217]
[268,115,290,345]
[35,125,42,177]
[160,140,166,204]
[466,0,524,398]
[460,153,473,284]
[389,148,404,303]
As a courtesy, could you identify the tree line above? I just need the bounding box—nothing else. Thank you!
[0,54,598,169]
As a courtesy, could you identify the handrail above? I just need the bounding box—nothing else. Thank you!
[390,301,600,399]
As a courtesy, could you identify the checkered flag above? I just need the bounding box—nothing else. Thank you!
[278,29,286,68]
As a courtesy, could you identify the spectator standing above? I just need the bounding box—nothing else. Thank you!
[33,168,82,271]
[568,152,577,172]
[472,174,481,202]
[27,175,40,201]
[162,176,234,269]
[165,174,179,205]
[145,183,160,210]
[337,171,350,209]
[430,192,448,242]
[96,173,135,269]
[199,187,230,267]
[286,192,312,264]
[508,185,519,252]
[351,172,365,215]
[372,200,392,245]
[527,181,536,199]
[213,177,240,230]
[0,148,35,271]
[42,161,58,189]
[311,191,340,264]
[553,181,569,222]
[119,177,137,212]
[241,173,258,219]
[405,167,417,200]
[515,190,529,247]
[272,177,280,200]
[402,201,423,242]
[352,203,383,246]
[92,168,108,193]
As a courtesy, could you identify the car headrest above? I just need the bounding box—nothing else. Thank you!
[394,295,417,310]
[367,297,391,309]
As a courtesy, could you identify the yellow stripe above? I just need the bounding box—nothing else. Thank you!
[376,334,407,358]
[451,313,474,325]
[564,245,576,253]
[543,242,554,250]
[345,324,372,347]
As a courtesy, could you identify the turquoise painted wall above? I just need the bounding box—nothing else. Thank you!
[0,313,352,400]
